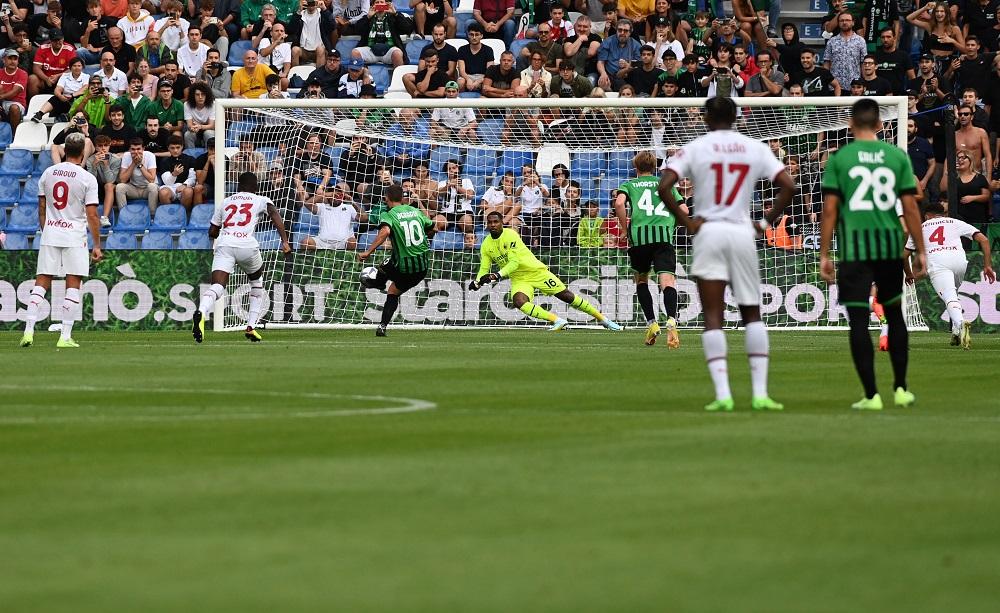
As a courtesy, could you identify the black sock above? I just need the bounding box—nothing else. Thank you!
[885,304,908,390]
[380,294,399,327]
[662,286,678,320]
[847,306,878,399]
[636,282,655,323]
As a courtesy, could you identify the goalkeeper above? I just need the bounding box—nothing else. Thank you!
[471,211,623,331]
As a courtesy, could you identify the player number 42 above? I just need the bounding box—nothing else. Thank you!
[635,189,671,217]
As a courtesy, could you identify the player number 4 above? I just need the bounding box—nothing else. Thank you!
[710,163,750,206]
[928,225,945,245]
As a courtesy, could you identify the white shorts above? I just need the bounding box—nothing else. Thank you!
[355,46,399,65]
[312,235,353,249]
[159,182,189,198]
[1,100,24,115]
[211,245,263,275]
[928,254,967,304]
[691,221,761,306]
[37,245,90,277]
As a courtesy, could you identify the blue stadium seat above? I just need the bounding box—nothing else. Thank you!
[185,147,206,160]
[177,230,211,249]
[466,149,497,175]
[17,175,40,206]
[607,150,633,173]
[406,39,431,64]
[227,40,253,67]
[104,231,138,250]
[0,148,34,177]
[456,12,475,37]
[0,122,12,150]
[356,229,379,251]
[368,65,390,93]
[6,203,39,232]
[150,203,186,231]
[335,38,359,59]
[432,230,464,250]
[457,91,480,98]
[2,231,30,249]
[571,152,606,180]
[141,231,174,249]
[431,146,463,173]
[224,120,259,147]
[392,0,414,14]
[187,203,214,230]
[257,229,281,249]
[294,206,320,234]
[478,118,503,145]
[0,180,19,205]
[510,39,532,59]
[499,150,535,175]
[33,148,53,175]
[115,203,150,232]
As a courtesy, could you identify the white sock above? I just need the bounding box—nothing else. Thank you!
[702,329,731,401]
[199,283,225,314]
[247,280,264,328]
[61,287,80,340]
[946,300,964,335]
[25,285,46,334]
[745,321,769,398]
[880,323,888,338]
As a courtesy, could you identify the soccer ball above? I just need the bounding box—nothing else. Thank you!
[360,266,385,290]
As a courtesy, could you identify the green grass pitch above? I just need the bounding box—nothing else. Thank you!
[2,328,999,612]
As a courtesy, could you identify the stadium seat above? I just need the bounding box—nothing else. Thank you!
[510,39,532,59]
[445,38,466,52]
[105,231,138,250]
[432,230,464,250]
[34,148,53,175]
[187,203,215,230]
[466,149,497,175]
[0,122,12,150]
[383,91,412,100]
[295,206,320,234]
[115,203,150,232]
[288,64,314,86]
[150,203,186,231]
[46,122,68,147]
[10,124,46,152]
[499,150,535,175]
[537,145,571,176]
[257,229,281,249]
[177,230,211,249]
[431,146,463,173]
[224,120,258,147]
[457,91,480,98]
[607,150,633,173]
[141,231,174,250]
[185,147,206,160]
[478,118,503,145]
[356,229,379,251]
[227,40,253,67]
[25,94,53,125]
[2,231,30,249]
[0,148,35,176]
[387,64,417,93]
[17,176,40,206]
[481,39,506,62]
[0,180,19,205]
[0,206,4,228]
[368,65,390,93]
[455,12,475,38]
[571,152,606,179]
[405,39,431,65]
[336,37,360,60]
[6,203,39,232]
[392,0,414,14]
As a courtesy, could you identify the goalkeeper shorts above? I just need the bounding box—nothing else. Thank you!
[509,269,566,299]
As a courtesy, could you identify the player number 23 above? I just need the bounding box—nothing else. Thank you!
[223,202,253,227]
[847,166,897,211]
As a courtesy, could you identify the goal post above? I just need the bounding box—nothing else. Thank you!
[212,95,925,331]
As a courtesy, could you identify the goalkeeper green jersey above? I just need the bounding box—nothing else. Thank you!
[380,204,434,273]
[821,139,917,262]
[618,176,679,247]
[477,228,549,280]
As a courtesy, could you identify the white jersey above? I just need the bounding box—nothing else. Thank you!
[38,162,99,248]
[316,202,358,242]
[666,129,784,224]
[906,216,979,260]
[438,178,475,213]
[211,192,273,249]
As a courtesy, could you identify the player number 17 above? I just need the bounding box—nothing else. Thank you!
[710,163,750,206]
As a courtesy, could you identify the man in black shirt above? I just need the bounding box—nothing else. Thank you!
[562,16,602,81]
[859,54,892,95]
[405,46,449,98]
[457,23,495,93]
[306,51,345,99]
[483,51,518,98]
[627,44,663,96]
[142,116,171,157]
[99,104,134,155]
[156,134,196,211]
[874,27,915,95]
[945,35,996,93]
[907,118,937,197]
[193,137,215,205]
[292,131,334,207]
[102,26,137,75]
[675,55,705,97]
[794,48,841,96]
[339,134,380,203]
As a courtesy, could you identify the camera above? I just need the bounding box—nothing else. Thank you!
[374,1,390,12]
[74,116,87,126]
[170,11,181,20]
[209,61,223,70]
[0,5,12,18]
[403,190,412,198]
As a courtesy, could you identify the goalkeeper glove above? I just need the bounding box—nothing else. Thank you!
[479,272,501,286]
[468,278,481,290]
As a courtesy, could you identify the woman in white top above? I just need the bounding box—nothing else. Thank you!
[183,82,216,149]
[434,159,477,247]
[481,171,520,228]
[519,51,552,98]
[515,165,549,246]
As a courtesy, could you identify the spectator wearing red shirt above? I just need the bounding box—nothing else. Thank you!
[473,0,516,49]
[29,27,76,98]
[0,48,27,130]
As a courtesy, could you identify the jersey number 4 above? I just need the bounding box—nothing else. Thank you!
[223,202,253,227]
[928,225,946,245]
[710,163,750,206]
[635,189,670,217]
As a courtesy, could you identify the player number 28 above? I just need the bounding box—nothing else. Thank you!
[400,219,425,247]
[847,166,896,211]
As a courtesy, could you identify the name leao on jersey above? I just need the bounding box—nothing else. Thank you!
[858,150,885,164]
[712,143,746,154]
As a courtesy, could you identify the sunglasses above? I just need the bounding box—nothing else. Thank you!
[958,112,972,116]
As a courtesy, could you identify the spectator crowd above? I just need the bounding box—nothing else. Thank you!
[0,0,997,253]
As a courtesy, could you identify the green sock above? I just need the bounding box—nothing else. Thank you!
[570,296,604,321]
[519,301,558,322]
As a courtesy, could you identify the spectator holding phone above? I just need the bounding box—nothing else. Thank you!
[352,0,407,68]
[69,73,115,128]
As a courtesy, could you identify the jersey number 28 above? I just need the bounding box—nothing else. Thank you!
[847,166,896,211]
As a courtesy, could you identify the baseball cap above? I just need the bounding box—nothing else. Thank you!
[48,28,63,41]
[920,53,934,61]
[445,80,459,90]
[347,57,365,70]
[3,48,19,58]
[305,76,321,87]
[329,49,341,58]
[850,78,864,87]
[654,16,670,27]
[158,80,174,90]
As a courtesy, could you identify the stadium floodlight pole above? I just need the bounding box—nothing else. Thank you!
[211,95,916,332]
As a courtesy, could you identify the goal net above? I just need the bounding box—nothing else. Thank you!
[213,96,925,331]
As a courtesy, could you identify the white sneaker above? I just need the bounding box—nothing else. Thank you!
[100,215,111,227]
